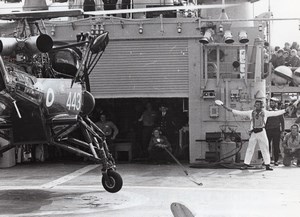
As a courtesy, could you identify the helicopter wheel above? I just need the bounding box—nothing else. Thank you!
[101,170,123,193]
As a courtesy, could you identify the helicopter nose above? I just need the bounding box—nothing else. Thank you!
[81,91,95,116]
[90,32,109,54]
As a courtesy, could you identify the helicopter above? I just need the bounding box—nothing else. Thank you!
[0,1,125,193]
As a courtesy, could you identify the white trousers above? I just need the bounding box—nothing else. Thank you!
[244,129,271,165]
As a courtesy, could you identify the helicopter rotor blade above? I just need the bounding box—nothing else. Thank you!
[84,4,238,16]
[0,9,83,20]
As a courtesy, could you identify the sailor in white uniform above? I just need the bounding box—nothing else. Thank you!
[219,99,290,170]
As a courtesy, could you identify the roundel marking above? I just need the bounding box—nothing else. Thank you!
[46,88,55,107]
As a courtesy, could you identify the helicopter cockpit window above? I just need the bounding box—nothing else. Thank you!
[5,64,35,87]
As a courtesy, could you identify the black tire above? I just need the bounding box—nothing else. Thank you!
[101,170,123,193]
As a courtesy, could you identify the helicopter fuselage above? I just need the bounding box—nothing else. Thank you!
[0,58,95,145]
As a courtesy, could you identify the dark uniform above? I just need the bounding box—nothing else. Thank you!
[155,106,177,152]
[266,99,285,164]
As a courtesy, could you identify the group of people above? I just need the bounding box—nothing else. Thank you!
[138,102,180,162]
[270,42,300,70]
[93,102,184,163]
[218,97,300,170]
[82,0,131,18]
[82,0,198,18]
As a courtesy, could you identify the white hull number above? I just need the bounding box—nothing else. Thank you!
[46,88,81,111]
[66,92,81,111]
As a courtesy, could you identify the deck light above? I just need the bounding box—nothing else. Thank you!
[138,23,143,34]
[224,30,234,44]
[219,24,223,33]
[238,30,249,43]
[199,29,213,44]
[99,24,105,35]
[177,22,182,33]
[51,25,56,36]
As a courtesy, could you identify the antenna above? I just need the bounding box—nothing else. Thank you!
[219,0,229,20]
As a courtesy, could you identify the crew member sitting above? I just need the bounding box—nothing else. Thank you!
[148,128,172,164]
[282,124,300,167]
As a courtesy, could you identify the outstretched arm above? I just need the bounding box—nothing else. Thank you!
[221,104,233,112]
[266,103,296,117]
[215,100,252,118]
[215,100,232,112]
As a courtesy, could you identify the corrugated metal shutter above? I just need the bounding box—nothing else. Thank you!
[89,39,189,98]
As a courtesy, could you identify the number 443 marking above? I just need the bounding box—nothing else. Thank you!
[66,92,81,111]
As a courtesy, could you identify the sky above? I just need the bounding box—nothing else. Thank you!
[253,0,300,48]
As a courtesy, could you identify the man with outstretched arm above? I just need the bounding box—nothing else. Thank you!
[216,99,291,171]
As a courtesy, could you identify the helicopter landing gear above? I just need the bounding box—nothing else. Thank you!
[97,144,123,193]
[49,115,123,193]
[102,169,123,193]
[82,118,123,193]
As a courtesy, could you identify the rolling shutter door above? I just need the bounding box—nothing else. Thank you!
[89,39,189,98]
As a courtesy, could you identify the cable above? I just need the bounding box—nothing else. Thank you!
[164,148,203,186]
